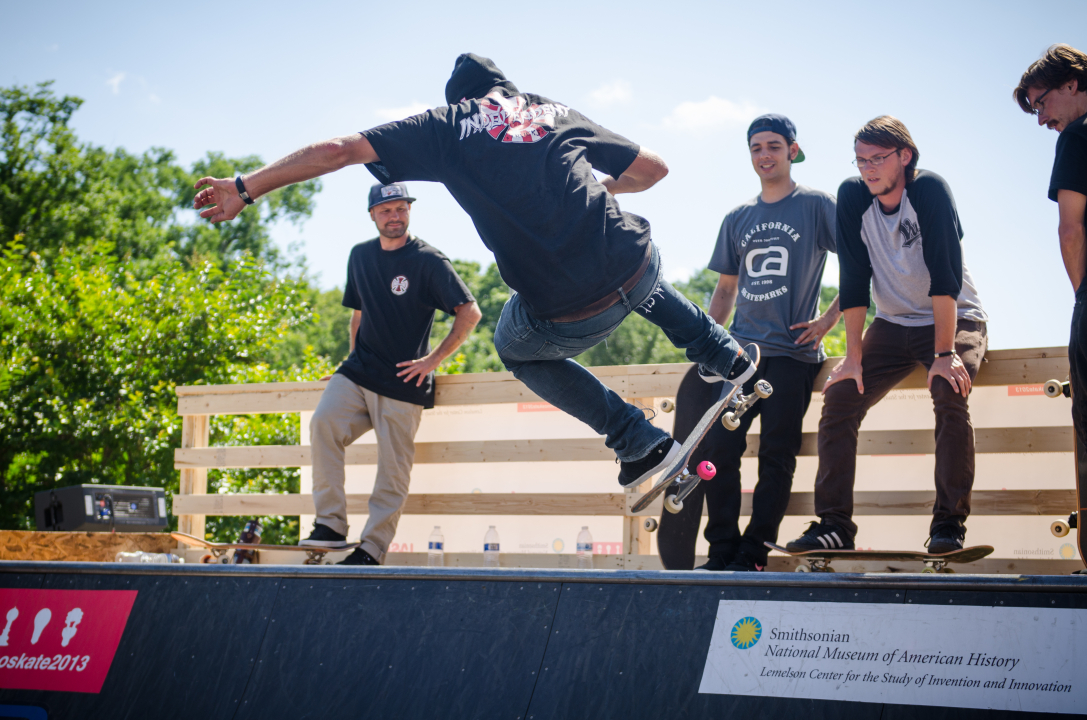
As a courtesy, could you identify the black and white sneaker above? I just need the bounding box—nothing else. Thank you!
[299,523,349,548]
[925,522,966,555]
[724,547,766,572]
[785,520,854,552]
[698,346,757,386]
[695,553,734,571]
[618,439,681,488]
[336,548,381,566]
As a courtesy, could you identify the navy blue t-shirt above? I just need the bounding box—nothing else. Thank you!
[335,236,473,408]
[361,92,649,319]
[1049,114,1087,249]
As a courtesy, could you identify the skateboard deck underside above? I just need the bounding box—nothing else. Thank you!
[764,542,994,564]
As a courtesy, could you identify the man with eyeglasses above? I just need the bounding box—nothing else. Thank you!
[1014,45,1087,474]
[786,115,988,556]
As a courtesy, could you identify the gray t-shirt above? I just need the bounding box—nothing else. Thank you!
[709,184,837,363]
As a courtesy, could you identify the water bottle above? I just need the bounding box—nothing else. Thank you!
[115,551,183,564]
[233,519,263,565]
[483,526,500,568]
[577,527,594,569]
[427,526,444,567]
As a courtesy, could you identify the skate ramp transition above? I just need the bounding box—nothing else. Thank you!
[1,563,1085,719]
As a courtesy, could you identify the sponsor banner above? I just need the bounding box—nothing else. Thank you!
[700,600,1085,714]
[1008,384,1044,397]
[516,402,558,413]
[0,589,137,694]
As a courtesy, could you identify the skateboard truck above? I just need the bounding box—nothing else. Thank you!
[642,462,718,529]
[722,380,773,430]
[1052,511,1078,538]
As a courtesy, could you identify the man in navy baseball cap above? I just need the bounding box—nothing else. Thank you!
[747,114,806,163]
[368,181,417,210]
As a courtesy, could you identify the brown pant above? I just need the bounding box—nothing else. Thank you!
[814,318,988,539]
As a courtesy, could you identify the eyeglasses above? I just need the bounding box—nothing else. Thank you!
[1031,87,1053,116]
[852,149,899,169]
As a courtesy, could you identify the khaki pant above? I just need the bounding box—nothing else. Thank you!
[310,374,423,562]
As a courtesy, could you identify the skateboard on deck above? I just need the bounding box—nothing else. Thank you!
[632,344,771,520]
[171,532,359,565]
[1042,379,1087,568]
[764,542,994,573]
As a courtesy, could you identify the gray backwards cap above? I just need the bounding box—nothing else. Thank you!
[368,182,416,211]
[747,113,806,163]
[445,53,519,105]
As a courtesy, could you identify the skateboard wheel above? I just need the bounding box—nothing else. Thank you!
[660,399,675,413]
[219,555,231,564]
[643,517,658,532]
[696,461,716,480]
[722,412,740,431]
[1051,520,1071,538]
[200,554,215,564]
[755,380,773,399]
[1043,379,1064,398]
[794,565,810,573]
[922,566,936,573]
[665,496,684,514]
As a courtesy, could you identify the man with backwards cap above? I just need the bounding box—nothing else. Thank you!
[302,182,480,565]
[662,115,839,572]
[193,53,757,493]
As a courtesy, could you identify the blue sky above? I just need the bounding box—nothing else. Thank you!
[3,1,1083,350]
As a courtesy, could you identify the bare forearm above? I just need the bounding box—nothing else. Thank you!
[431,303,481,361]
[348,312,361,354]
[244,134,377,200]
[601,148,668,196]
[1059,223,1087,292]
[843,306,867,359]
[823,294,842,321]
[931,295,957,354]
[708,275,738,326]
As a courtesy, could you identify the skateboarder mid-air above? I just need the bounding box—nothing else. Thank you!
[193,53,756,488]
[662,115,840,572]
[786,116,988,556]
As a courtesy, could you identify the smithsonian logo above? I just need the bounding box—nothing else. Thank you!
[731,617,762,649]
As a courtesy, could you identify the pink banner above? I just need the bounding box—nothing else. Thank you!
[0,589,137,694]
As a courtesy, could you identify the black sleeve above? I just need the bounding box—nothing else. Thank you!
[1049,124,1087,201]
[425,254,475,315]
[361,107,449,185]
[341,248,363,311]
[570,111,641,179]
[836,179,873,311]
[911,171,964,299]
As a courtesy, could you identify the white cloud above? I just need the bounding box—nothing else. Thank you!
[661,96,764,132]
[373,101,431,122]
[149,94,161,104]
[46,43,59,52]
[589,80,632,107]
[106,72,126,95]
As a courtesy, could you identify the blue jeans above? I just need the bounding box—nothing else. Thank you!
[494,243,741,462]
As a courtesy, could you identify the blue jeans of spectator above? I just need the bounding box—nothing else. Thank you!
[494,243,742,462]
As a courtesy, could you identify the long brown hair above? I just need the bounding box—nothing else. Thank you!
[854,116,920,183]
[1014,44,1087,113]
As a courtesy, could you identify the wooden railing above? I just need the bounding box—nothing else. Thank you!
[174,347,1076,568]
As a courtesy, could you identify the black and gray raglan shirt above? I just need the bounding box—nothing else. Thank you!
[836,169,987,326]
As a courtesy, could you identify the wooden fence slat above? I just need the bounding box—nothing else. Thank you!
[172,489,1076,517]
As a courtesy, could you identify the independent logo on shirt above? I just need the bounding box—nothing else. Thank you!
[900,218,922,248]
[390,276,409,295]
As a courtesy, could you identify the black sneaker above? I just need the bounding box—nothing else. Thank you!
[925,522,966,555]
[724,548,766,572]
[299,523,348,548]
[725,346,756,385]
[785,520,854,552]
[336,548,381,566]
[695,554,733,571]
[618,439,681,488]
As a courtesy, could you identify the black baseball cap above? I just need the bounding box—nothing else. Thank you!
[368,182,416,210]
[747,114,806,163]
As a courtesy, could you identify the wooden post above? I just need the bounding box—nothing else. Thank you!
[177,414,210,538]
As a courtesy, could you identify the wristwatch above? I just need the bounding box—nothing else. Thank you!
[934,350,956,358]
[235,176,255,205]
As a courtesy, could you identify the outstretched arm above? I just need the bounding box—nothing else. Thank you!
[601,147,668,196]
[193,133,380,223]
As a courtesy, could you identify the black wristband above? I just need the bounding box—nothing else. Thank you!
[934,350,955,358]
[235,176,255,205]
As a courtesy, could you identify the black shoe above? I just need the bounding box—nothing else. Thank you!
[925,522,965,555]
[299,523,348,548]
[618,439,680,488]
[724,548,767,572]
[695,554,733,571]
[785,520,854,552]
[336,548,381,566]
[725,346,756,384]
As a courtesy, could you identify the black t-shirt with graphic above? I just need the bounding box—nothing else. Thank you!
[1049,113,1087,233]
[335,236,473,408]
[361,92,648,319]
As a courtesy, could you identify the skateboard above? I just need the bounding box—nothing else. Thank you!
[631,344,771,518]
[764,542,994,573]
[171,532,360,565]
[1042,379,1086,568]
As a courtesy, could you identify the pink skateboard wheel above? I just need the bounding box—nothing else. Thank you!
[697,461,716,480]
